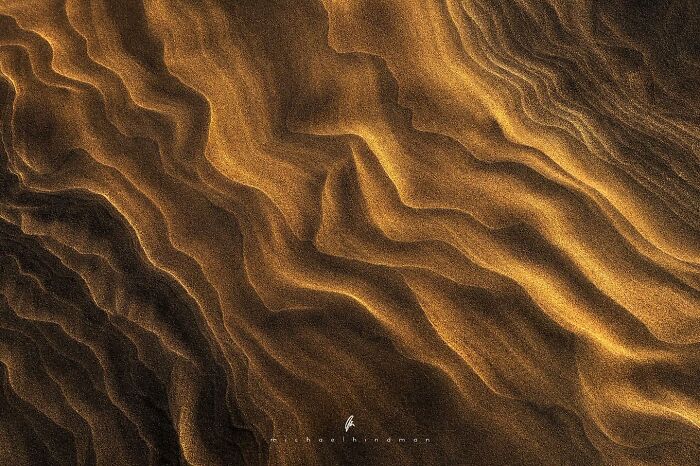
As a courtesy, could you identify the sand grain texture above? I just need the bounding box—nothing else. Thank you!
[0,0,699,465]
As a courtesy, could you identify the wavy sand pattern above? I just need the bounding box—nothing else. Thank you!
[0,0,699,465]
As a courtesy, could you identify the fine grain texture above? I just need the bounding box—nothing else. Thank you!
[0,0,699,465]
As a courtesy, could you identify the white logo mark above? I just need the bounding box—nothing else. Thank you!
[344,415,355,432]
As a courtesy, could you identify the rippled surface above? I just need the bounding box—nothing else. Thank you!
[0,0,699,464]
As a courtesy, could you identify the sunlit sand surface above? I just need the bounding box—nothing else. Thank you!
[0,0,698,464]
